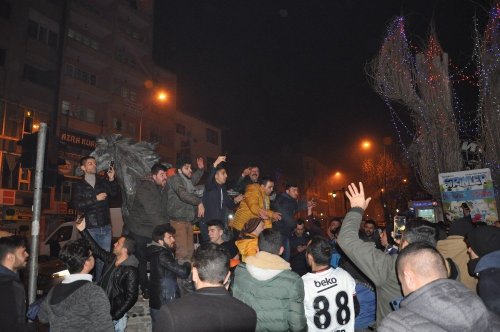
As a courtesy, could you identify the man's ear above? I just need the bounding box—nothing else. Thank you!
[192,266,199,283]
[80,165,85,172]
[279,246,284,256]
[402,269,415,291]
[223,271,231,286]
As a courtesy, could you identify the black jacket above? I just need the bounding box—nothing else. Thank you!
[272,193,307,237]
[0,265,35,332]
[71,176,120,229]
[147,242,191,310]
[153,287,257,332]
[201,166,235,224]
[80,230,139,320]
[126,179,169,238]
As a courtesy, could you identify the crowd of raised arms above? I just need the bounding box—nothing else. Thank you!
[1,155,500,332]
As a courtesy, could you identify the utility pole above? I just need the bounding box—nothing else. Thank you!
[27,123,47,304]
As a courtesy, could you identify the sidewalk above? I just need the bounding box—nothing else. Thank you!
[126,296,152,332]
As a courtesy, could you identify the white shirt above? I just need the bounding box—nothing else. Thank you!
[302,267,356,332]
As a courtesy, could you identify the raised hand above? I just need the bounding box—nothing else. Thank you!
[213,156,226,168]
[345,182,372,210]
[241,167,251,177]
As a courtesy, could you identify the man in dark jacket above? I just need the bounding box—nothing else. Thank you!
[200,156,243,243]
[147,223,191,330]
[167,156,205,262]
[76,219,139,332]
[154,242,257,332]
[0,235,35,332]
[126,163,170,299]
[71,155,120,280]
[273,183,315,261]
[379,242,500,332]
[232,164,260,194]
[289,220,310,276]
[466,225,500,316]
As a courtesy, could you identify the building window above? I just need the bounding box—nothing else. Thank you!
[67,28,99,50]
[27,19,58,48]
[176,123,186,135]
[22,64,56,89]
[65,64,97,86]
[206,128,219,145]
[61,100,96,123]
[114,49,137,69]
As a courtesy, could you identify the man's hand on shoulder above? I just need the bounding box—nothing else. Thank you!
[345,182,371,210]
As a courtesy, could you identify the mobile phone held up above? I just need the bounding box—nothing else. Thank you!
[393,216,406,240]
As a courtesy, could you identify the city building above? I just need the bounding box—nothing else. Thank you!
[0,0,221,235]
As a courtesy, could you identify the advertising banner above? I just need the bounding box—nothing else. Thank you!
[438,168,498,224]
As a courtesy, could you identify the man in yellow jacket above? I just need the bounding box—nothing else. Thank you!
[231,177,282,238]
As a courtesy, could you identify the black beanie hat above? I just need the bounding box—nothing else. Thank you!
[466,226,500,257]
[448,219,475,237]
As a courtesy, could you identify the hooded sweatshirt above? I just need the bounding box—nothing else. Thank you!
[233,251,307,332]
[437,235,477,291]
[38,274,114,332]
[235,233,259,263]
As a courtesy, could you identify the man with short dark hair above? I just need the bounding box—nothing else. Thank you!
[233,165,260,194]
[71,155,119,280]
[0,235,35,331]
[167,156,205,262]
[379,242,500,332]
[200,156,243,243]
[232,177,282,237]
[154,243,257,332]
[148,223,191,329]
[359,220,383,250]
[302,236,358,332]
[233,229,307,331]
[273,183,315,261]
[76,218,139,332]
[289,220,311,276]
[39,239,114,331]
[207,219,239,260]
[126,163,170,298]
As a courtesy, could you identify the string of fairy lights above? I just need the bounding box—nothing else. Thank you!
[371,3,500,197]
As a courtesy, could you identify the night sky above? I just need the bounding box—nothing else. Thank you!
[153,0,490,168]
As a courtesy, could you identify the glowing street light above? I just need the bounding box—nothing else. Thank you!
[157,91,169,102]
[361,140,372,150]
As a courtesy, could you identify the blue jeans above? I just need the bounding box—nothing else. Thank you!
[150,308,160,330]
[113,314,128,332]
[87,225,112,281]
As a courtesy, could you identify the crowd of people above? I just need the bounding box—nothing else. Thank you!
[1,155,500,331]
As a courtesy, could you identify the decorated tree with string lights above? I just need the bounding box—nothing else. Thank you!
[370,18,462,199]
[475,4,500,198]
